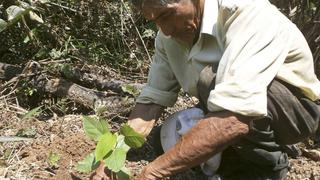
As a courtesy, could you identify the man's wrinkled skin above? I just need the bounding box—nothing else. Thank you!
[127,103,165,137]
[136,111,250,179]
[91,0,253,179]
[142,0,203,45]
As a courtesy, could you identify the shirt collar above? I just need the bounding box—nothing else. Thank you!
[200,0,218,36]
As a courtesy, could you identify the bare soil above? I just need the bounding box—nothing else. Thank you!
[1,97,320,180]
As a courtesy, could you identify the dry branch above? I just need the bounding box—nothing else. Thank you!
[30,75,134,114]
[0,62,144,94]
[59,67,144,93]
[0,62,140,115]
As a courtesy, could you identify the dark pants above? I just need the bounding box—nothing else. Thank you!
[197,66,320,180]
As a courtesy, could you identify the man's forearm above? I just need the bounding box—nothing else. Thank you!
[138,111,251,179]
[128,103,165,137]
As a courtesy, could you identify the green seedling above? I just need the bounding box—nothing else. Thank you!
[76,116,145,179]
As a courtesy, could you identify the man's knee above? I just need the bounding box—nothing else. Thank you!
[267,79,320,144]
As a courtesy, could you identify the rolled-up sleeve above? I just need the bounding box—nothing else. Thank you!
[136,33,181,107]
[207,2,291,116]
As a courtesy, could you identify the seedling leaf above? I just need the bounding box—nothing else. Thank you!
[76,153,99,173]
[116,167,131,180]
[95,133,117,161]
[116,135,130,153]
[104,148,126,172]
[83,116,109,140]
[120,124,145,148]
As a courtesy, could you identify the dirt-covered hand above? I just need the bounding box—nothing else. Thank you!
[128,103,164,137]
[134,165,162,180]
[128,117,156,137]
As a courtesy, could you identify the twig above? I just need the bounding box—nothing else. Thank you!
[0,136,33,143]
[121,0,152,63]
[9,61,32,93]
[8,104,28,114]
[48,2,78,13]
[38,59,69,65]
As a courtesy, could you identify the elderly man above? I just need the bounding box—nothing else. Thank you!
[94,0,320,179]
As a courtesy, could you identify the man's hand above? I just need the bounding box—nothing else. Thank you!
[128,118,156,138]
[136,111,251,179]
[128,103,164,137]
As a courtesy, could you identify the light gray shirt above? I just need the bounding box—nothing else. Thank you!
[137,0,320,116]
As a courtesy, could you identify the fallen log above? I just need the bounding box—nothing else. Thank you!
[59,66,144,94]
[0,62,144,97]
[30,75,134,115]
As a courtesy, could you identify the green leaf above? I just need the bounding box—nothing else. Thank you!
[82,116,109,140]
[75,153,99,173]
[120,124,145,148]
[95,133,117,161]
[23,35,30,43]
[116,135,130,153]
[49,48,63,59]
[60,64,73,79]
[0,19,8,32]
[6,5,26,21]
[35,48,49,59]
[104,148,126,172]
[48,152,60,167]
[121,84,139,96]
[142,29,156,38]
[22,106,42,120]
[116,167,131,180]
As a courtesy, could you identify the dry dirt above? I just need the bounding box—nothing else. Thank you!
[0,96,320,180]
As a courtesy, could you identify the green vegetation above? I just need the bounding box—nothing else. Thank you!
[75,116,145,179]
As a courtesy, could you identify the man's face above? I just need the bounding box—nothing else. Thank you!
[142,0,200,45]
